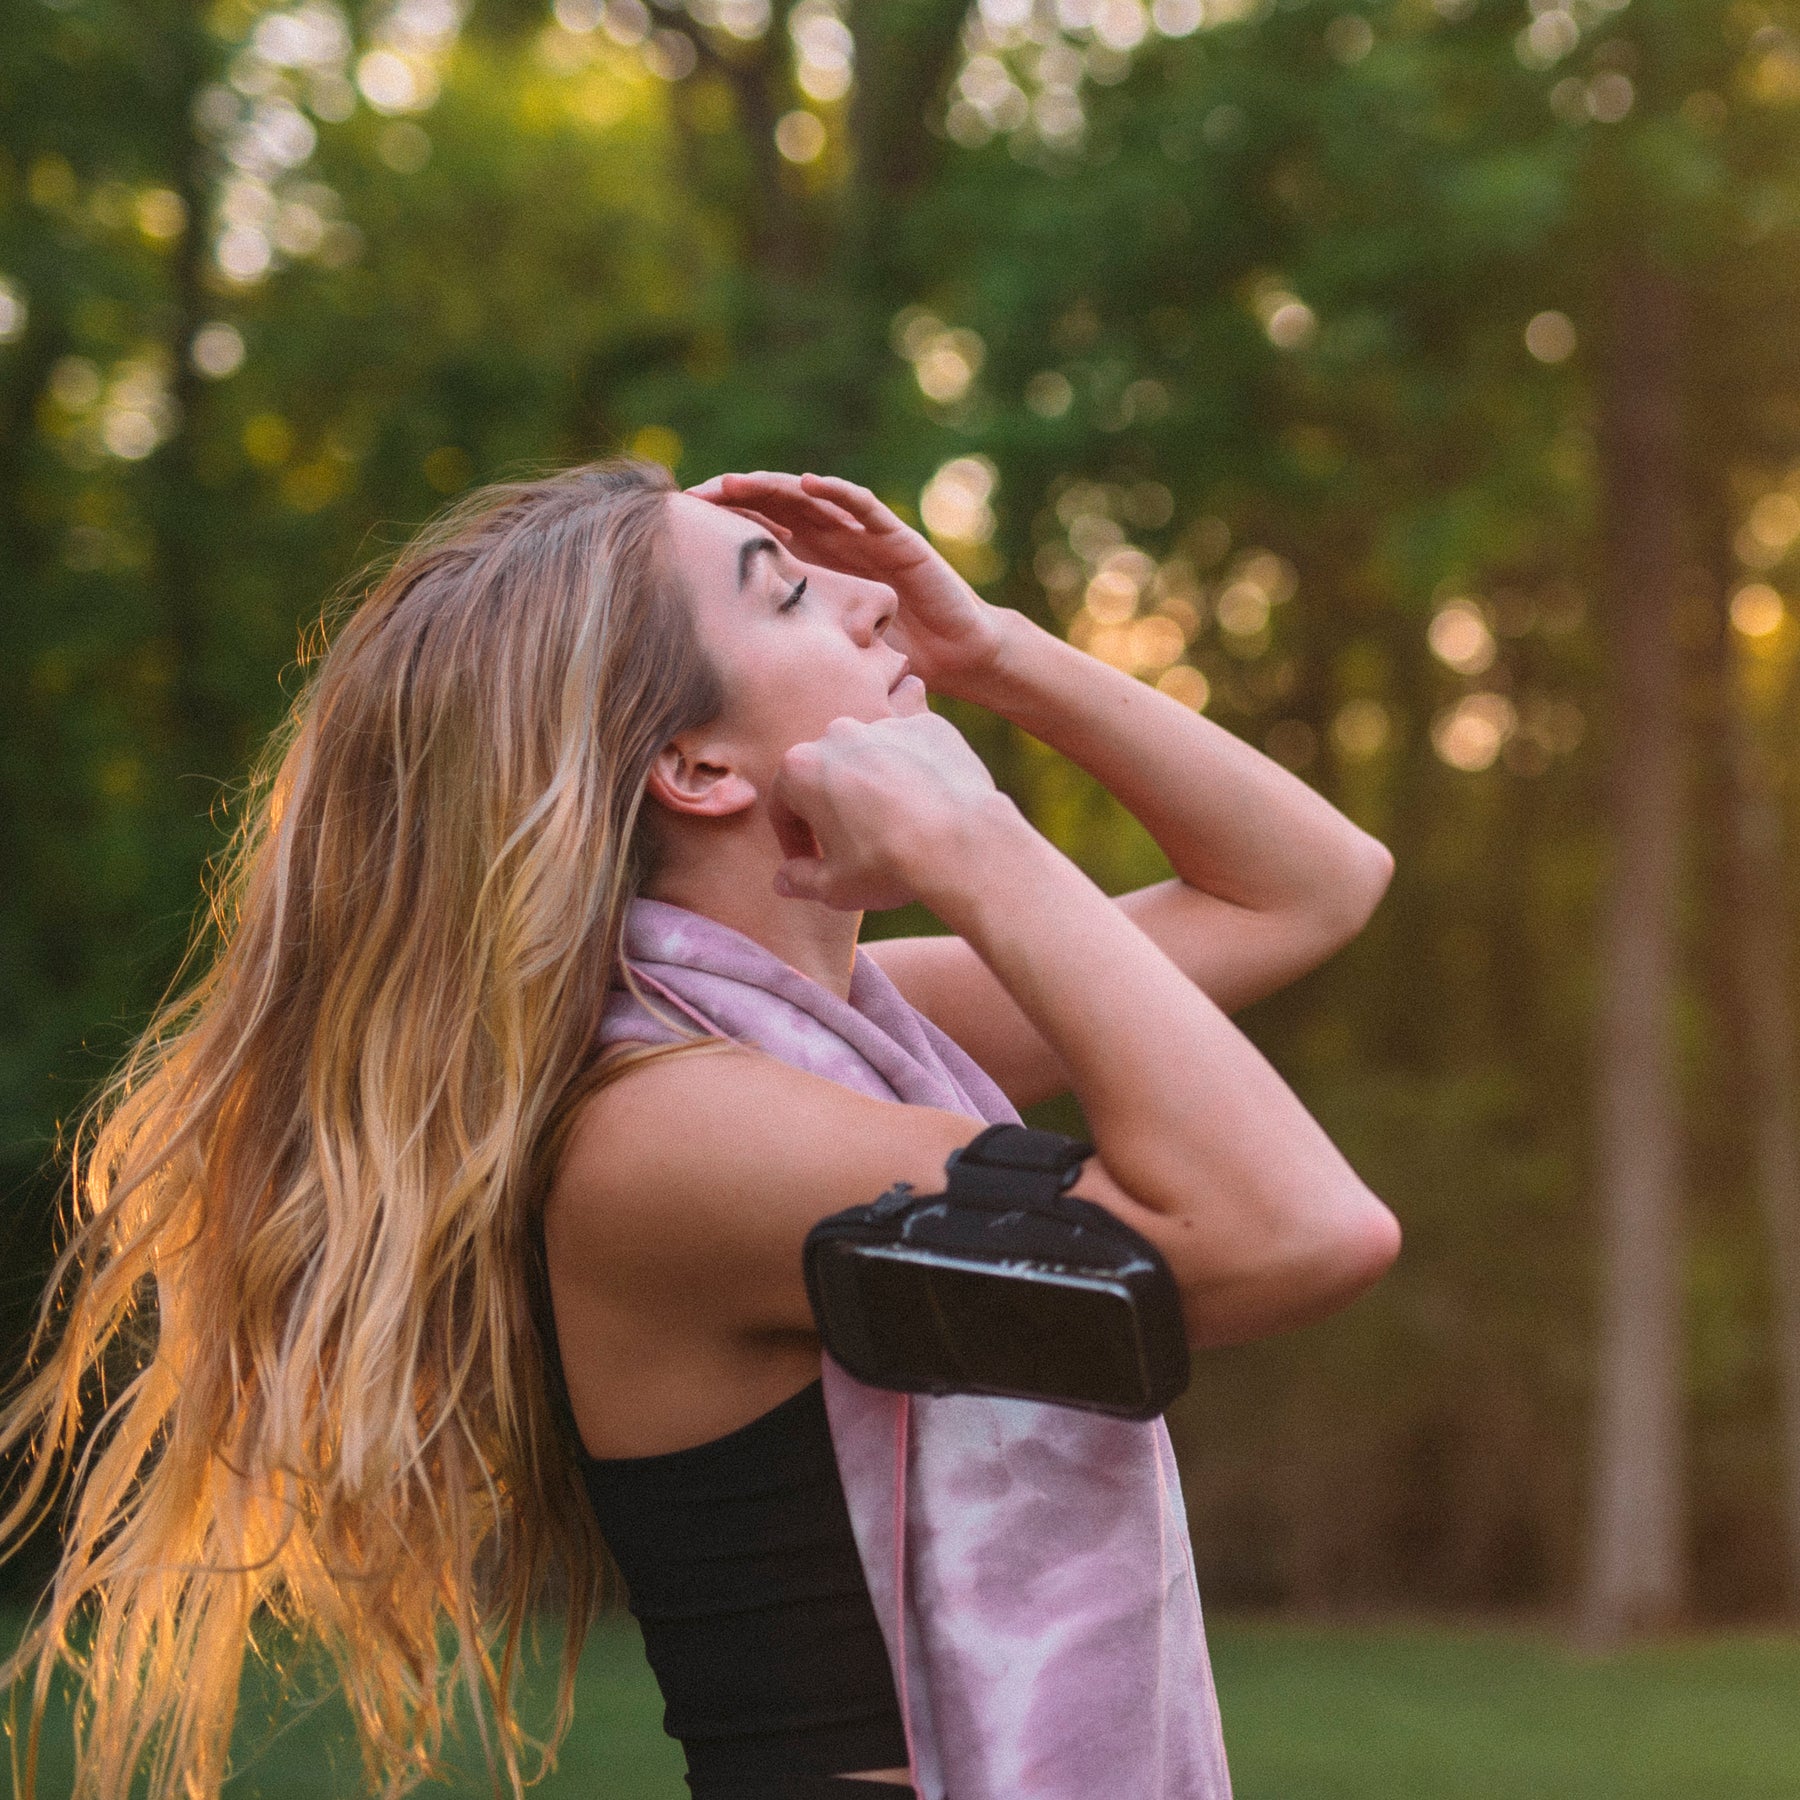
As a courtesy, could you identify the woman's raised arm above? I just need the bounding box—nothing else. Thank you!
[873,609,1392,1099]
[769,708,1399,1347]
[561,707,1395,1368]
[687,471,1393,1105]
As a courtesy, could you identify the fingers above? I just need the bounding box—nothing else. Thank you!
[770,740,847,908]
[770,735,828,829]
[797,473,901,531]
[746,480,863,534]
[773,857,832,903]
[799,491,864,532]
[719,505,793,542]
[769,798,821,864]
[690,471,867,535]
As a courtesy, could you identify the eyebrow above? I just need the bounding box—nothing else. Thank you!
[737,535,781,590]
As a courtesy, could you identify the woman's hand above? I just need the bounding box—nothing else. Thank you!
[686,470,1007,699]
[770,709,1017,912]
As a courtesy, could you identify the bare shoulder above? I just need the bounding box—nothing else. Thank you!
[548,1042,986,1337]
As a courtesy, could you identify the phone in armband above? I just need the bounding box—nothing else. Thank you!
[802,1123,1191,1421]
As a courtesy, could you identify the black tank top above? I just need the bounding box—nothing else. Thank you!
[575,1378,912,1800]
[526,1209,911,1799]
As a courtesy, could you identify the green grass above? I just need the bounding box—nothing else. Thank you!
[1212,1618,1800,1800]
[5,1611,1799,1797]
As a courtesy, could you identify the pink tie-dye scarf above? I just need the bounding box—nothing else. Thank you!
[598,897,1232,1800]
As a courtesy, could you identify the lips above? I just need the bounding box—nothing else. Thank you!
[887,659,913,694]
[888,672,928,715]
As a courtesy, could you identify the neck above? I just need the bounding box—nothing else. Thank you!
[642,810,863,999]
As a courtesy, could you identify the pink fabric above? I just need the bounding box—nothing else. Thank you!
[599,897,1232,1800]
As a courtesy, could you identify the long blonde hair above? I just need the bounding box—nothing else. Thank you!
[0,459,722,1798]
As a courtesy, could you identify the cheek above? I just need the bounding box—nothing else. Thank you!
[745,629,872,732]
[703,616,886,772]
[702,637,833,768]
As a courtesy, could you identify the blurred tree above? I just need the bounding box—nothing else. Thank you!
[1722,592,1800,1611]
[8,0,1800,1639]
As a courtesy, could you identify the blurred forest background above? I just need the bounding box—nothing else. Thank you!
[5,0,1800,1656]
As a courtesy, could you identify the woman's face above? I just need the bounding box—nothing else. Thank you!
[661,491,925,794]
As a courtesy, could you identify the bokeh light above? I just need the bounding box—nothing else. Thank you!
[1026,370,1074,418]
[0,278,26,344]
[191,322,246,378]
[1332,697,1392,760]
[775,111,827,162]
[1324,14,1374,64]
[1428,598,1497,674]
[1151,0,1202,33]
[891,310,986,406]
[135,188,187,240]
[1731,582,1786,638]
[1085,568,1138,624]
[1525,311,1577,363]
[920,456,997,543]
[1266,718,1318,769]
[1432,692,1517,771]
[1747,492,1800,555]
[791,0,853,103]
[1155,663,1210,709]
[356,49,426,113]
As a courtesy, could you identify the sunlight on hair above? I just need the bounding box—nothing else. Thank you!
[0,461,724,1800]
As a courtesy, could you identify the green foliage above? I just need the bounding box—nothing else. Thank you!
[5,0,1800,1617]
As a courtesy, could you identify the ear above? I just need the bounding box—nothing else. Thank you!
[645,736,759,819]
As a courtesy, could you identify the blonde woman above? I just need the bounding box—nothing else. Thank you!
[0,459,1398,1800]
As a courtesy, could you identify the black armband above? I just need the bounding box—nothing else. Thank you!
[802,1124,1189,1421]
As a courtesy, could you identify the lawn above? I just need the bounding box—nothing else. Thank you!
[5,1611,1798,1797]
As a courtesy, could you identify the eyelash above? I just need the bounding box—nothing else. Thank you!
[778,577,807,613]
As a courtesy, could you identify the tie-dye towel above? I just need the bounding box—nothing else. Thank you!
[598,896,1232,1800]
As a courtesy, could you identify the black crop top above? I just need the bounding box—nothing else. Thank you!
[527,1202,912,1799]
[576,1379,911,1799]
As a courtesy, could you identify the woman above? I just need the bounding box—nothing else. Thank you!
[0,459,1397,1800]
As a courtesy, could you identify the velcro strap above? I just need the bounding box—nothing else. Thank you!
[944,1124,1094,1207]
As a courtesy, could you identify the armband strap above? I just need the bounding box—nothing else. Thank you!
[943,1123,1095,1208]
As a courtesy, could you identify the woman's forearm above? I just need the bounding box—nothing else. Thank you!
[956,610,1393,936]
[913,796,1399,1333]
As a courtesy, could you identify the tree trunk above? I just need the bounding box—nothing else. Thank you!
[1581,252,1689,1642]
[1722,632,1800,1609]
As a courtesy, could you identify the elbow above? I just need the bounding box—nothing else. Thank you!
[1359,832,1397,909]
[1282,1190,1402,1319]
[1332,1193,1402,1298]
[1289,832,1393,965]
[1325,831,1395,942]
[1180,1187,1401,1348]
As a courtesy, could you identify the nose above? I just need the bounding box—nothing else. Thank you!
[846,576,898,645]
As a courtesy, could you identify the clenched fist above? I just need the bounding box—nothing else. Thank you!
[771,711,1014,912]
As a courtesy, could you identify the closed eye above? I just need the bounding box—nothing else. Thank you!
[778,577,807,613]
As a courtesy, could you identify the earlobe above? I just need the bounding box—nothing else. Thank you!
[646,742,759,819]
